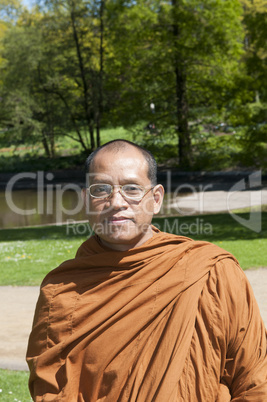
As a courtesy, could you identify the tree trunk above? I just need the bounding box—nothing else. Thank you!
[49,129,55,158]
[70,4,95,150]
[55,90,89,152]
[42,132,51,157]
[174,64,191,167]
[171,0,192,168]
[95,0,105,148]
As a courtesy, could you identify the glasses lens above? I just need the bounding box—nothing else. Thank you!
[90,184,112,198]
[122,184,144,199]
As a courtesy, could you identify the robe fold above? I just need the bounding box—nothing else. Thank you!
[26,228,267,401]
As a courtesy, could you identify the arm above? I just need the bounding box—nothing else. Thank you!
[217,261,267,400]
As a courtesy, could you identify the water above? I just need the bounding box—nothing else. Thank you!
[0,189,87,229]
[0,184,216,229]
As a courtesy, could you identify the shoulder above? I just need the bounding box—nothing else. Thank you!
[200,257,251,309]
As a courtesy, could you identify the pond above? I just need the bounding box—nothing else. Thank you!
[0,188,87,229]
[1,181,208,229]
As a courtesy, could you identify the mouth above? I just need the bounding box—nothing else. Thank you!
[106,216,133,225]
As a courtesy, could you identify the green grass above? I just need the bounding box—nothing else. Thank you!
[211,238,267,269]
[153,213,267,270]
[0,212,266,286]
[0,238,82,285]
[0,369,31,401]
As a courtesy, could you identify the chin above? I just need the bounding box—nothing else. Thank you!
[102,229,152,251]
[93,221,152,247]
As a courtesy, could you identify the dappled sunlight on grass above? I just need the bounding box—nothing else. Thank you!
[0,369,31,401]
[0,237,82,286]
[0,212,266,285]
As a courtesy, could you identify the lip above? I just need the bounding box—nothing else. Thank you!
[106,216,133,224]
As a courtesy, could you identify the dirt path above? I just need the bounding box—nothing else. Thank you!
[0,268,267,372]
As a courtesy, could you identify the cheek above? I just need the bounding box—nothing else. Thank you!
[87,201,105,221]
[134,199,154,219]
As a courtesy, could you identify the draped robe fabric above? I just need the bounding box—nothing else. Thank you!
[26,229,267,401]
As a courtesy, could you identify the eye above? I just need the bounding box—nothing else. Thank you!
[123,184,143,196]
[90,184,111,197]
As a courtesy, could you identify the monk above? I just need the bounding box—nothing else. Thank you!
[27,139,267,401]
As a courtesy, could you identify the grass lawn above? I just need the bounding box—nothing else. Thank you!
[0,369,31,401]
[0,212,266,286]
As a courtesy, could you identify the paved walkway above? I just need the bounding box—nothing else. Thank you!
[0,286,39,371]
[0,268,267,372]
[170,189,267,214]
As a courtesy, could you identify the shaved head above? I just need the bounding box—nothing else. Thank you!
[85,140,157,186]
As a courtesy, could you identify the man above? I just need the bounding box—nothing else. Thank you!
[27,139,267,401]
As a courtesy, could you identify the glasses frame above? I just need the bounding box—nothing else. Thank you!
[88,183,154,201]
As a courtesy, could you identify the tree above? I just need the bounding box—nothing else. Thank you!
[241,0,267,102]
[0,0,250,167]
[0,9,64,156]
[38,0,109,151]
[236,0,267,167]
[0,0,111,155]
[105,0,244,167]
[0,0,21,21]
[0,0,21,128]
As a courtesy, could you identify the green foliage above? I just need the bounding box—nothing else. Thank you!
[0,126,131,172]
[218,0,267,171]
[0,0,266,169]
[192,132,244,171]
[0,0,21,22]
[102,0,244,166]
[0,15,66,156]
[241,102,267,168]
[131,122,178,164]
[222,100,267,170]
[0,153,85,172]
[241,0,267,100]
[0,0,112,154]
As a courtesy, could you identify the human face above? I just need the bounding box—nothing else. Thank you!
[84,147,164,251]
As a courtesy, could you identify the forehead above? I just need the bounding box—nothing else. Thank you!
[92,147,147,170]
[89,147,149,181]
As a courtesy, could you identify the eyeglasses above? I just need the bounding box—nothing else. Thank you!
[88,183,154,201]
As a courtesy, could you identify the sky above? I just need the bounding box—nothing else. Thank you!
[21,0,35,9]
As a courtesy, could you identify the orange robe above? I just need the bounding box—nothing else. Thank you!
[26,229,267,401]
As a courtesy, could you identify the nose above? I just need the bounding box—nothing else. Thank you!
[108,187,128,209]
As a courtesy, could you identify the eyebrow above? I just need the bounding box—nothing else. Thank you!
[90,174,144,184]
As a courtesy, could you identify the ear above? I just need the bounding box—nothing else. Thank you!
[153,184,164,215]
